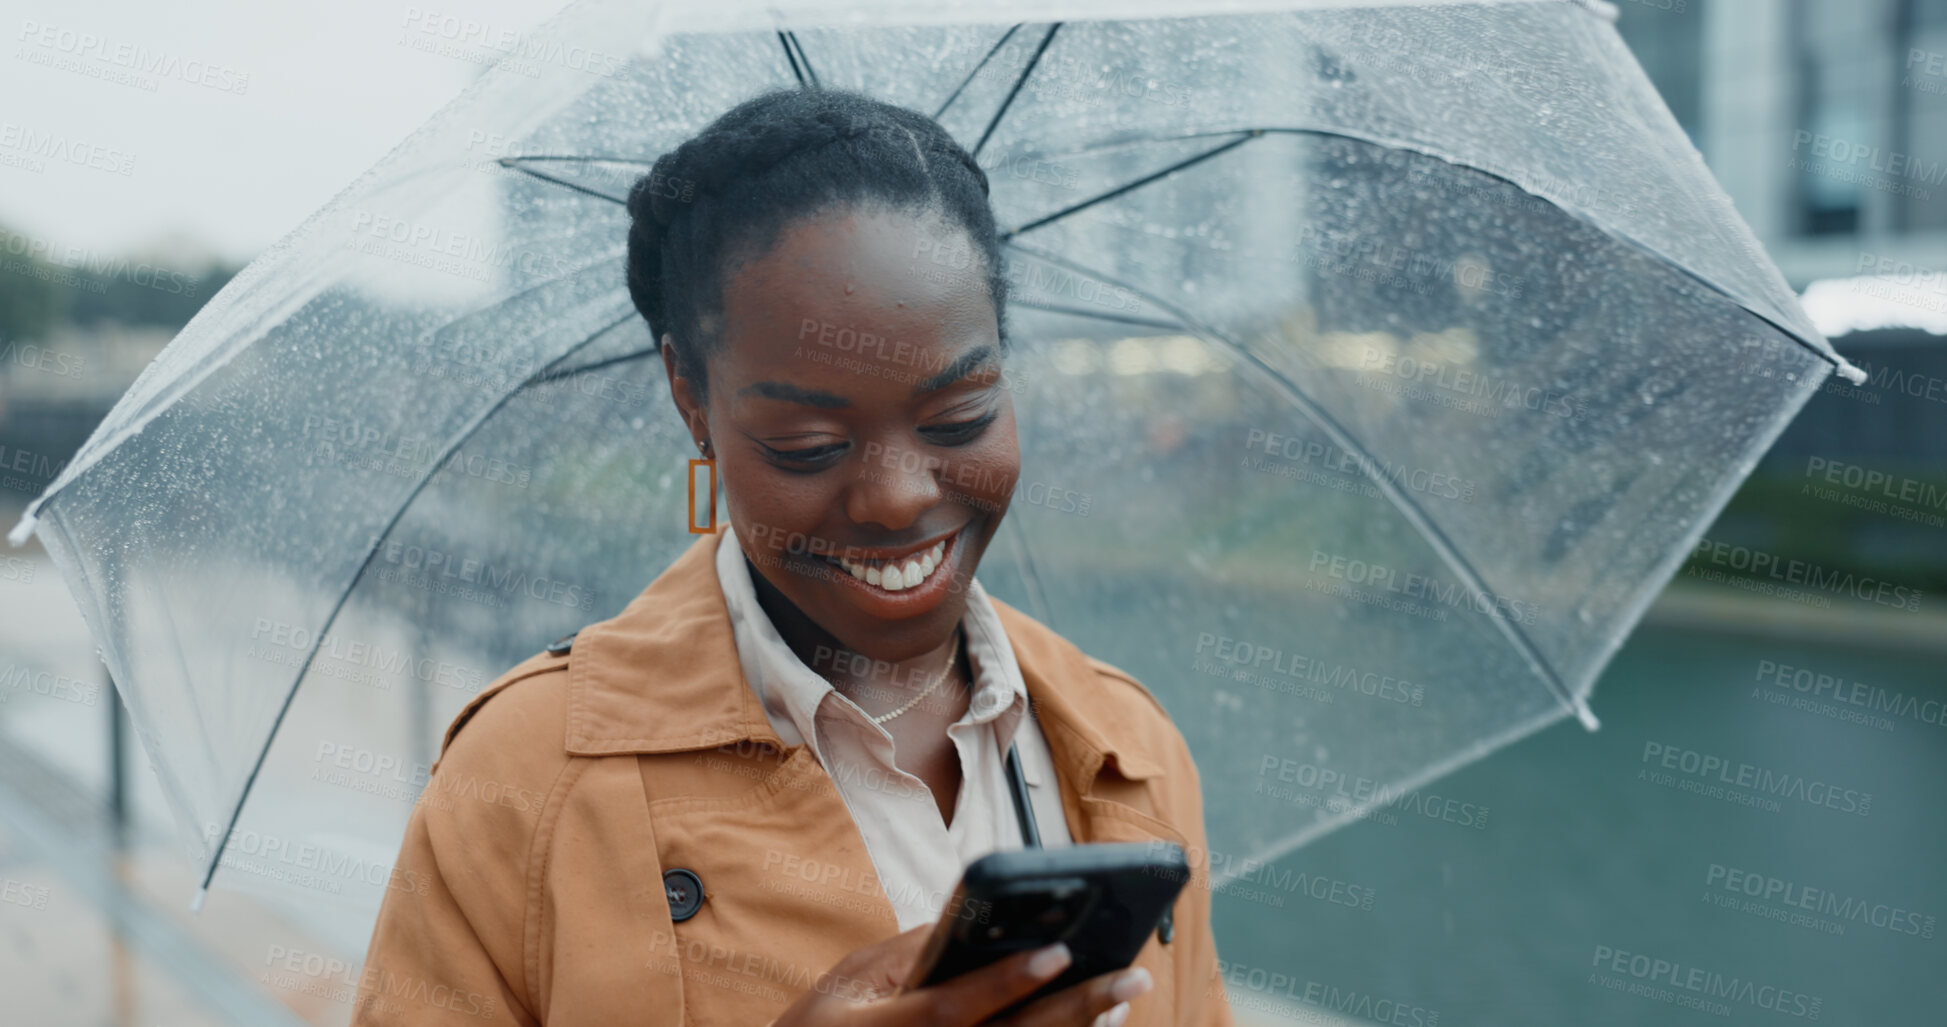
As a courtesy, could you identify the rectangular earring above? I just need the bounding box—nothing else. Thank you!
[687,457,717,533]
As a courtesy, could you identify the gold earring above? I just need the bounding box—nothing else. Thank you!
[687,440,716,534]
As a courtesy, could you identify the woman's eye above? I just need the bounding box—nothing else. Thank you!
[762,441,848,467]
[919,410,998,446]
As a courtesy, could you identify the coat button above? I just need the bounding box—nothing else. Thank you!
[664,868,705,922]
[545,630,579,655]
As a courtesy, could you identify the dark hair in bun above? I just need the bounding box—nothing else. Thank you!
[626,87,1009,397]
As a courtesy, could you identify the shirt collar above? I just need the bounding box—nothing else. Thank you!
[562,529,1163,787]
[713,522,1029,759]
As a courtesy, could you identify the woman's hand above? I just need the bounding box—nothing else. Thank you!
[767,925,1154,1027]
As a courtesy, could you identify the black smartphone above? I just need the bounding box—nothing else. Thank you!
[902,841,1190,1016]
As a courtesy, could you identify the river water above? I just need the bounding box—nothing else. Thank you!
[1212,621,1946,1025]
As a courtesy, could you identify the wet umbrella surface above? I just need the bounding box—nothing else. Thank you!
[7,0,1861,949]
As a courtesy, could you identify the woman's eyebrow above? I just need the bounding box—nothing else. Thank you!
[737,381,852,407]
[914,345,997,394]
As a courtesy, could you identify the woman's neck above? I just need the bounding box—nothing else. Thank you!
[743,552,963,710]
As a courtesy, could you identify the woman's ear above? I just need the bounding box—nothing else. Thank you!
[661,334,710,449]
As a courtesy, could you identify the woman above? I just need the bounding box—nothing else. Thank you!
[356,87,1233,1027]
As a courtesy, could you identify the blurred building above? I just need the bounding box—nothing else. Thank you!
[1621,0,1947,467]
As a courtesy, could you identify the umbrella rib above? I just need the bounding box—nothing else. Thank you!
[973,22,1061,159]
[498,158,630,206]
[1001,513,1056,626]
[933,23,1024,121]
[777,31,820,89]
[997,122,1860,383]
[1004,240,1600,731]
[193,308,640,904]
[1004,296,1184,330]
[1001,132,1259,241]
[534,343,663,381]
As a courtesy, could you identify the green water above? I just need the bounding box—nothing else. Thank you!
[1212,625,1947,1025]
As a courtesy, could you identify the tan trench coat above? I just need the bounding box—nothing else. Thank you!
[353,529,1235,1026]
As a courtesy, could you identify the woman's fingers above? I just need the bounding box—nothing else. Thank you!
[813,924,933,1001]
[989,965,1153,1027]
[882,942,1075,1025]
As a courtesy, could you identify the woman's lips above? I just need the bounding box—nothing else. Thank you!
[831,539,947,591]
[815,526,965,619]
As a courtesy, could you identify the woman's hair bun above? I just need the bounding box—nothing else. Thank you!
[624,87,1008,376]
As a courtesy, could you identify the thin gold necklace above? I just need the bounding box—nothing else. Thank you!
[868,631,963,726]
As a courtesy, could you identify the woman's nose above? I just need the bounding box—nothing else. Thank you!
[843,441,943,530]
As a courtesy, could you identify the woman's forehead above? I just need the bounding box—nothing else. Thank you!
[714,207,997,390]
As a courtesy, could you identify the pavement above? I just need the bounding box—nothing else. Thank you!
[0,538,345,1027]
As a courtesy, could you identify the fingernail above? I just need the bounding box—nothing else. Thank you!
[1109,967,1152,1003]
[1101,1001,1131,1027]
[1027,942,1071,979]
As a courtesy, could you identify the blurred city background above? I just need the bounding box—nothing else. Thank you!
[1,0,1941,1024]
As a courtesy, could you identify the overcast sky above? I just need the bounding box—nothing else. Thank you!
[2,0,570,266]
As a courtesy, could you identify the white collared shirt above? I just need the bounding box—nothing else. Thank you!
[714,524,1073,931]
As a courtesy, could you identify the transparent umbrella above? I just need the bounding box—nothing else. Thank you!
[6,0,1862,946]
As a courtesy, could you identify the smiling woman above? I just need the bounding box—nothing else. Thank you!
[354,87,1233,1027]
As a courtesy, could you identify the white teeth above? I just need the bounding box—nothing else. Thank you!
[833,537,952,591]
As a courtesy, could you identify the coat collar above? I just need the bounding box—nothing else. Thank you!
[564,529,1164,789]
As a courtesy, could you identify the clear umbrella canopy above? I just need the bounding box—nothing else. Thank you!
[8,0,1858,946]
